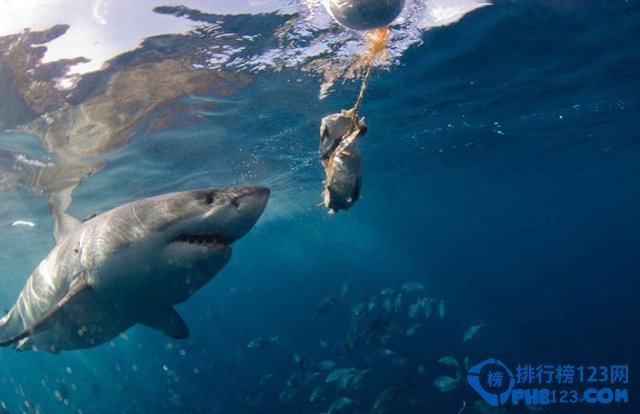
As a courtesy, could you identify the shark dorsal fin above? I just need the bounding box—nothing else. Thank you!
[0,277,90,348]
[49,189,82,243]
[138,306,189,339]
[53,212,81,243]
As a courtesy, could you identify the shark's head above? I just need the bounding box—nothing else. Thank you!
[155,186,271,247]
[85,186,270,302]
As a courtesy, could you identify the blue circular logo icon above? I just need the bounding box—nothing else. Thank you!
[467,358,515,407]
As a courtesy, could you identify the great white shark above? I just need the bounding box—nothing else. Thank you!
[0,186,269,353]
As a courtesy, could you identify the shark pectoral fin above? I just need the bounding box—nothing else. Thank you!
[138,306,189,339]
[0,277,91,348]
[0,330,25,348]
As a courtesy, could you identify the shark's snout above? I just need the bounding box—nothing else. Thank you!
[224,187,270,243]
[163,186,270,250]
[233,187,270,213]
[181,186,270,246]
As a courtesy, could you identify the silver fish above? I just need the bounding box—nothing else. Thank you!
[423,298,434,318]
[328,397,358,413]
[304,372,323,387]
[247,335,280,349]
[350,368,370,388]
[287,370,304,388]
[319,109,367,214]
[259,373,275,388]
[463,321,487,342]
[438,356,460,369]
[310,386,323,403]
[401,282,424,292]
[372,386,398,414]
[408,301,422,319]
[393,294,402,309]
[391,356,407,366]
[380,287,396,297]
[382,297,394,312]
[340,277,352,299]
[326,367,355,384]
[316,294,339,314]
[278,388,297,403]
[367,296,378,312]
[338,374,356,391]
[371,378,413,414]
[326,367,365,391]
[406,323,421,336]
[319,360,338,371]
[437,299,446,319]
[434,375,462,392]
[245,388,264,406]
[352,302,367,318]
[375,348,398,358]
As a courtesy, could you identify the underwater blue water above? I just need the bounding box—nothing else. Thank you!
[0,1,639,413]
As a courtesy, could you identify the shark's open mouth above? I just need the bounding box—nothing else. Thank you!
[175,234,231,246]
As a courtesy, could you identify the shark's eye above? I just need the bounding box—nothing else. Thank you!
[205,193,215,205]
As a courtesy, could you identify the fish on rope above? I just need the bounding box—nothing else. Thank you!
[319,108,367,213]
[317,28,388,214]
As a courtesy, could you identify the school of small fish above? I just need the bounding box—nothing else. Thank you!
[243,277,498,413]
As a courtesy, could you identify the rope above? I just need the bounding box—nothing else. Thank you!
[350,61,374,118]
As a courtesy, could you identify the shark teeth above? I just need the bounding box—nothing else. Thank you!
[175,234,229,246]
